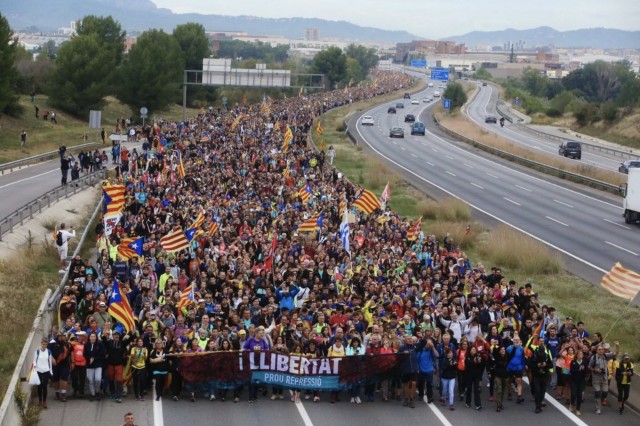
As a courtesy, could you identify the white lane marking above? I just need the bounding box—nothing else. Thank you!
[153,386,164,426]
[401,146,406,151]
[515,184,532,192]
[546,216,569,227]
[0,168,58,190]
[553,199,574,208]
[471,182,484,189]
[605,241,638,256]
[426,161,435,166]
[486,172,499,179]
[522,377,589,426]
[534,146,544,150]
[432,148,438,153]
[423,397,454,426]
[422,124,621,210]
[603,218,631,230]
[445,171,456,177]
[411,153,418,158]
[463,163,474,169]
[445,155,453,160]
[503,197,521,206]
[355,117,609,274]
[290,390,314,426]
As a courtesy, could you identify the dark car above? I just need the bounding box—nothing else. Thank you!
[403,93,411,99]
[389,127,405,138]
[619,160,640,174]
[404,114,416,123]
[396,103,404,109]
[411,121,425,136]
[482,82,488,87]
[485,116,498,123]
[387,106,396,114]
[558,140,582,160]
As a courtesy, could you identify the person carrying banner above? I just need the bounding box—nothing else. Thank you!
[398,334,426,408]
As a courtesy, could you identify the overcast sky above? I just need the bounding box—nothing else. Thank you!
[151,0,639,38]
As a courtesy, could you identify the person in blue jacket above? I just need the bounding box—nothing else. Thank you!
[276,281,299,312]
[398,334,426,408]
[506,335,526,404]
[417,335,439,403]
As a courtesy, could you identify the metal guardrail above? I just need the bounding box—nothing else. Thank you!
[432,114,620,194]
[0,169,107,241]
[0,142,102,175]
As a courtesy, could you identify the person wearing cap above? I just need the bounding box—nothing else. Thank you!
[93,302,112,329]
[615,353,634,415]
[50,331,71,402]
[589,341,620,415]
[32,338,55,408]
[106,330,127,403]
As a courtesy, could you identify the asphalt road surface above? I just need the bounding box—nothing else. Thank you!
[464,84,624,172]
[353,81,639,286]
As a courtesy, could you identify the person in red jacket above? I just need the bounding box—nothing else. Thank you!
[71,331,87,397]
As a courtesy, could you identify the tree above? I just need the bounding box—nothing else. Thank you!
[173,23,209,70]
[116,29,184,112]
[47,34,116,115]
[521,67,548,98]
[311,47,346,88]
[76,15,126,65]
[0,13,21,116]
[345,44,378,81]
[344,58,362,86]
[443,83,467,110]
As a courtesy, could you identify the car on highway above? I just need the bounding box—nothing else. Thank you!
[403,93,411,99]
[411,99,419,105]
[485,115,498,124]
[619,160,640,174]
[482,82,488,87]
[433,91,441,98]
[428,82,434,87]
[389,126,405,138]
[558,140,582,160]
[411,121,425,136]
[404,114,416,123]
[395,103,404,109]
[387,106,396,114]
[361,116,375,126]
[422,98,429,103]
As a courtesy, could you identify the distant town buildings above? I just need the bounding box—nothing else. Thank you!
[395,39,467,63]
[304,28,319,41]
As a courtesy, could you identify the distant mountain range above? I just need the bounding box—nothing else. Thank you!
[445,26,640,49]
[2,0,417,43]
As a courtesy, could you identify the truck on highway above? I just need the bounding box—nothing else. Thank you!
[621,168,640,224]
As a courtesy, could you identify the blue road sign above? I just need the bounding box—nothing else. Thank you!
[443,99,451,110]
[430,67,449,80]
[410,59,427,67]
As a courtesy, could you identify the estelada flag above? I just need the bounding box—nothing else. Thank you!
[297,213,324,233]
[601,263,640,301]
[108,279,136,333]
[103,183,126,216]
[160,227,190,253]
[208,221,219,237]
[117,236,144,260]
[353,189,381,215]
[406,217,422,241]
[297,182,313,204]
[316,122,324,137]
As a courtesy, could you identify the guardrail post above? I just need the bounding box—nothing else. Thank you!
[8,217,13,234]
[19,210,23,226]
[29,204,33,220]
[46,194,50,209]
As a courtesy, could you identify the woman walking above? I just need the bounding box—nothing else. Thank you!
[569,349,589,416]
[33,338,55,408]
[129,338,148,401]
[84,332,106,401]
[615,353,634,415]
[441,347,458,411]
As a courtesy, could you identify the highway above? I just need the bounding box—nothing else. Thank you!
[39,84,640,426]
[464,83,624,172]
[353,81,639,286]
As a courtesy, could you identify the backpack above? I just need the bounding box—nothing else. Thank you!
[56,231,63,247]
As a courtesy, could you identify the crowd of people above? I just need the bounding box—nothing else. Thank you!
[35,70,634,418]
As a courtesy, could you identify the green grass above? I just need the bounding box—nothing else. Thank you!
[572,125,640,150]
[313,84,640,360]
[0,95,200,163]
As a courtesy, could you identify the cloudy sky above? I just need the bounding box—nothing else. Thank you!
[151,0,639,38]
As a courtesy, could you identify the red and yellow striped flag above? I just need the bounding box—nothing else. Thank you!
[160,228,190,253]
[297,182,312,204]
[103,183,126,216]
[353,189,382,215]
[190,212,205,230]
[316,122,324,137]
[297,213,324,233]
[177,153,186,179]
[601,263,640,300]
[406,216,422,241]
[208,221,219,237]
[282,126,293,153]
[283,167,291,179]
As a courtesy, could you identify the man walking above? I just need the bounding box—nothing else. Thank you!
[20,130,27,147]
[56,223,76,273]
[590,342,620,414]
[61,155,70,186]
[530,339,553,413]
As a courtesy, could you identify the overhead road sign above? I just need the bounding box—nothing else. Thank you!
[410,59,427,68]
[430,67,449,81]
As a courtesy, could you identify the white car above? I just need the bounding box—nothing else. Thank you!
[411,99,419,105]
[361,115,375,126]
[422,98,429,103]
[428,82,434,87]
[433,91,441,98]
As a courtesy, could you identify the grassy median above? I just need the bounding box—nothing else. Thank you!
[313,88,640,359]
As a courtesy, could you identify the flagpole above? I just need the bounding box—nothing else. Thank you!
[603,298,634,341]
